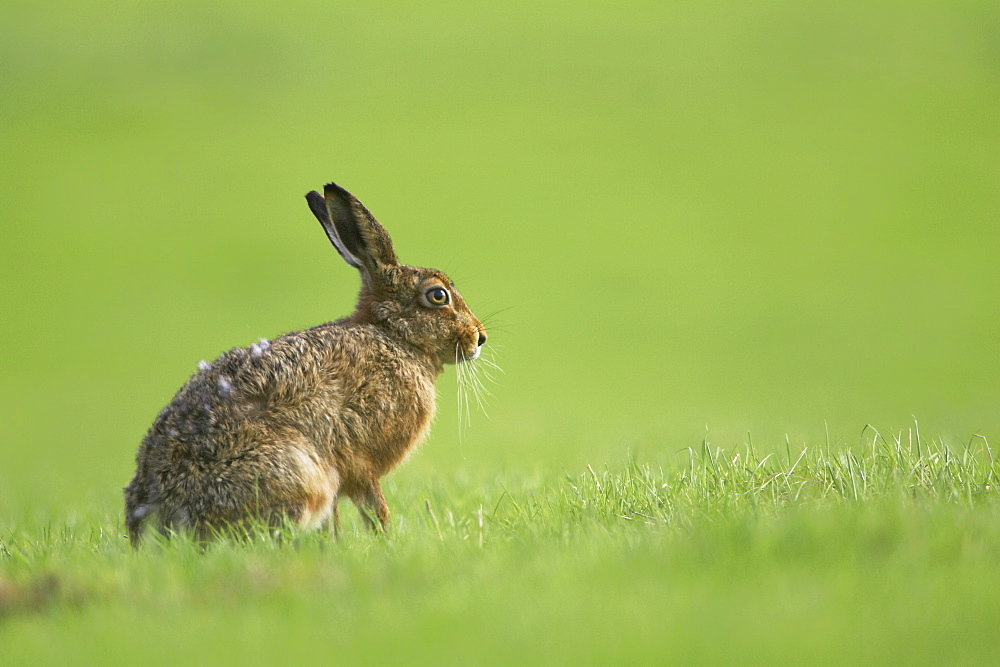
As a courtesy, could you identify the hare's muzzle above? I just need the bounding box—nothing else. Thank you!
[451,324,485,364]
[465,329,486,361]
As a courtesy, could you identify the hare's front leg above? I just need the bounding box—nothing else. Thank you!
[328,497,341,538]
[354,481,390,532]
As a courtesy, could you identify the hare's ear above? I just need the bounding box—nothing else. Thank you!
[304,184,399,274]
[306,189,362,269]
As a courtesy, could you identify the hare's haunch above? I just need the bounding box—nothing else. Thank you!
[123,183,486,544]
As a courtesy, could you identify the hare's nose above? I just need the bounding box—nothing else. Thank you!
[477,331,487,347]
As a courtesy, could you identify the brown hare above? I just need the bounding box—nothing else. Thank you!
[123,182,486,545]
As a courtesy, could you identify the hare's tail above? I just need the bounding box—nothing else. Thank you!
[123,473,161,546]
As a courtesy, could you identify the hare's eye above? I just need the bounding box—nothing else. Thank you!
[424,287,450,307]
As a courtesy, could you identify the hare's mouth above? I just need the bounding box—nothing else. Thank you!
[447,348,479,364]
[447,339,483,364]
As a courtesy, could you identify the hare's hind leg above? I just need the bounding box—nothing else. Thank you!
[170,439,338,538]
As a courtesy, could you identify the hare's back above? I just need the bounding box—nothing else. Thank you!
[146,321,420,456]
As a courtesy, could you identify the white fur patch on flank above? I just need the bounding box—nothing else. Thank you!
[167,427,180,438]
[131,504,154,520]
[290,449,339,530]
[251,338,270,357]
[218,375,232,398]
[198,360,212,372]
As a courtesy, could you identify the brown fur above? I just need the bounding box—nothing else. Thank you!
[123,183,485,545]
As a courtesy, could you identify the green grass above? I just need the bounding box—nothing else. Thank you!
[3,435,999,663]
[3,0,1000,662]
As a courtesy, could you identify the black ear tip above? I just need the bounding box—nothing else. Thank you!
[323,182,349,198]
[305,190,323,203]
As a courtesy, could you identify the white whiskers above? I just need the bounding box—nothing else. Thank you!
[455,341,503,445]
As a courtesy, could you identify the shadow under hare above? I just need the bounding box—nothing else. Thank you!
[124,182,486,545]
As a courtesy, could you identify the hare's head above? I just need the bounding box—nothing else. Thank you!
[306,183,486,366]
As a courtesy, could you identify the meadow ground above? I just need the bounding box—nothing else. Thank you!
[3,439,999,663]
[3,1,1000,663]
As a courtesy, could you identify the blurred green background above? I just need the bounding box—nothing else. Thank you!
[2,0,999,518]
